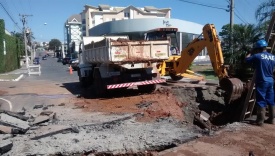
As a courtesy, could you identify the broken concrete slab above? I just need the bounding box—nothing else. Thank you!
[0,110,29,121]
[31,116,51,125]
[200,111,210,121]
[0,140,13,154]
[31,125,78,140]
[0,113,30,132]
[31,113,56,125]
[0,125,20,134]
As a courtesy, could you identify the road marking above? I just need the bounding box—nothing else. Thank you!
[0,98,13,111]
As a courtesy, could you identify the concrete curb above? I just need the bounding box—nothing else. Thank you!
[13,74,24,81]
[0,74,24,82]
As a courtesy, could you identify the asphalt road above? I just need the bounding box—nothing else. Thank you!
[27,56,79,83]
[0,56,80,112]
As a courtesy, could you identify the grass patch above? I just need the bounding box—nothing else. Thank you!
[191,65,218,80]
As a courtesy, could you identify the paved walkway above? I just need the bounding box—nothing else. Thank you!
[0,64,28,81]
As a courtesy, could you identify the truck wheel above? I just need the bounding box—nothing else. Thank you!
[138,84,156,93]
[94,70,106,97]
[79,77,87,88]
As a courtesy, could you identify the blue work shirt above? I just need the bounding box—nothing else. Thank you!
[245,51,275,83]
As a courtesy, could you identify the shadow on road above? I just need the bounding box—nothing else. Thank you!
[61,82,150,99]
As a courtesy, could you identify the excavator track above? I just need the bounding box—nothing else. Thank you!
[239,12,275,121]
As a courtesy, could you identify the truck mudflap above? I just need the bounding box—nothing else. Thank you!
[107,79,166,89]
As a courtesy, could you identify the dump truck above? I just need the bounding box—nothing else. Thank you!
[77,36,170,96]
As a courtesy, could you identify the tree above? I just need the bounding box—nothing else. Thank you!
[255,0,275,24]
[219,24,262,79]
[49,39,61,51]
[255,0,275,35]
[219,24,263,64]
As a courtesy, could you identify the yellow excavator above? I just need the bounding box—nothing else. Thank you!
[159,24,244,105]
[144,27,205,81]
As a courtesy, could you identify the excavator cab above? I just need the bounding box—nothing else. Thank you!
[145,27,179,55]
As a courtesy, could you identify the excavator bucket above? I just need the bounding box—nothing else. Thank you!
[219,78,243,104]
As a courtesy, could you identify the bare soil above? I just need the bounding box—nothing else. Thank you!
[157,123,275,156]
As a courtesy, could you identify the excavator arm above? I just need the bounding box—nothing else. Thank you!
[169,24,243,104]
[172,24,228,80]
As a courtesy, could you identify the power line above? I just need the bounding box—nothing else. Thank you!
[178,0,228,11]
[9,0,20,17]
[234,9,249,24]
[234,11,249,24]
[0,2,22,31]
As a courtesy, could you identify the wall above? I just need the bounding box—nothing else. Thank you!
[0,20,22,73]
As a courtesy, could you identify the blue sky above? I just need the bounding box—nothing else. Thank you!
[0,0,262,42]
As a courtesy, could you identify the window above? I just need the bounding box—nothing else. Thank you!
[124,12,130,18]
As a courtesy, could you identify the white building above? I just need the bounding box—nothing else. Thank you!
[81,4,171,36]
[64,4,209,61]
[64,14,82,55]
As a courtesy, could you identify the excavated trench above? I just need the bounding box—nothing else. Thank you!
[1,84,240,156]
[62,85,236,156]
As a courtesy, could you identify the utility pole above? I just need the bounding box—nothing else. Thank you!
[20,14,32,67]
[229,0,234,54]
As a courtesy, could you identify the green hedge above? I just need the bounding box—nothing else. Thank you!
[0,19,22,73]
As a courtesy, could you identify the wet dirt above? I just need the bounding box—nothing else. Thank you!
[158,123,275,156]
[0,90,8,95]
[74,88,185,122]
[74,84,225,125]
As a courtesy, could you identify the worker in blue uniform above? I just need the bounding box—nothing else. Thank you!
[245,39,275,126]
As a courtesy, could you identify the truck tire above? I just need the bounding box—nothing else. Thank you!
[79,77,87,88]
[94,70,106,97]
[138,84,156,93]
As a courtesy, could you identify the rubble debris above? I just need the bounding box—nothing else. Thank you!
[58,103,65,106]
[0,113,30,132]
[0,110,29,121]
[0,134,12,140]
[0,140,13,154]
[73,105,88,109]
[47,104,55,107]
[31,125,79,140]
[0,125,20,134]
[194,115,211,130]
[200,111,210,121]
[40,111,53,116]
[33,104,43,109]
[31,113,55,125]
[136,101,157,108]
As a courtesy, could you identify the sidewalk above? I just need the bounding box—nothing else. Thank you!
[0,64,28,81]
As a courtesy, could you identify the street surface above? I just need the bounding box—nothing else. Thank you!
[0,55,274,155]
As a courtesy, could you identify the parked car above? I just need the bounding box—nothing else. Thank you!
[69,59,79,70]
[57,57,63,62]
[62,57,72,65]
[33,57,40,65]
